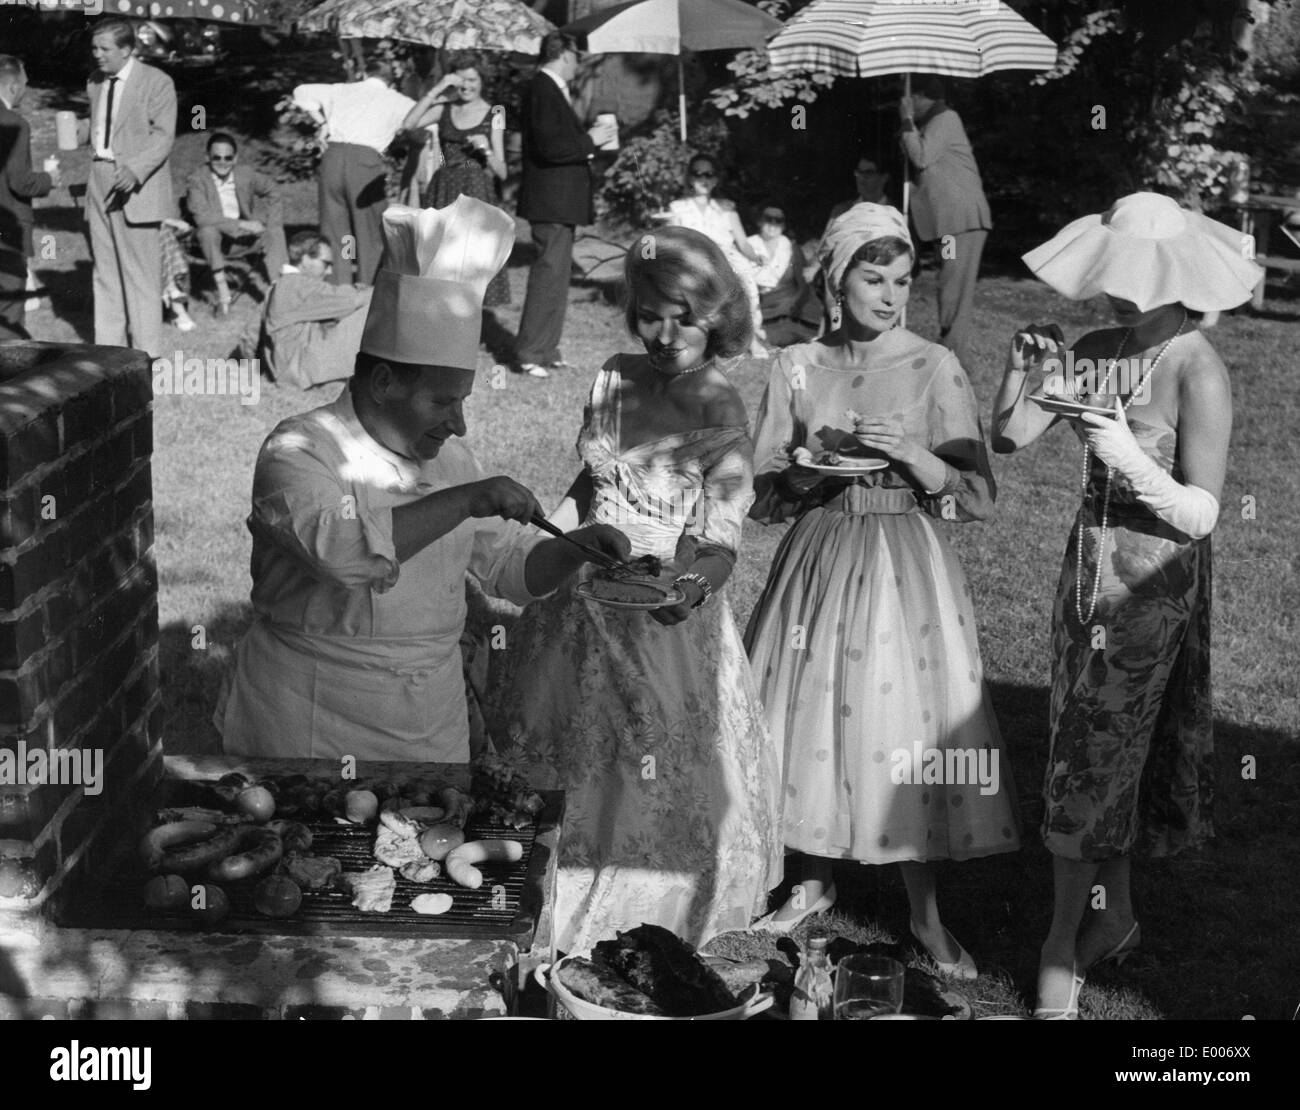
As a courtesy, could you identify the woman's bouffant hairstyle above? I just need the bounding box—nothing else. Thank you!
[623,227,753,359]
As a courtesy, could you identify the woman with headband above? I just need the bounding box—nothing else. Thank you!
[744,203,1019,975]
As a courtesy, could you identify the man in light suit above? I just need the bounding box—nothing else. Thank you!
[185,131,287,311]
[256,230,371,389]
[900,77,991,372]
[82,17,176,357]
[0,55,59,341]
[513,33,615,379]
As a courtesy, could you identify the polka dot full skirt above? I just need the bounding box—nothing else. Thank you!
[744,504,1022,864]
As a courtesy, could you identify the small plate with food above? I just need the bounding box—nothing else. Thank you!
[1029,394,1117,419]
[793,443,889,476]
[577,555,685,611]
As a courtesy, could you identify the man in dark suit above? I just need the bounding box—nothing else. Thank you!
[185,131,287,311]
[0,55,59,341]
[513,32,615,379]
[81,17,176,358]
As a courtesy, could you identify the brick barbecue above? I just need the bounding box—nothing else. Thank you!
[0,343,556,1018]
[0,342,162,930]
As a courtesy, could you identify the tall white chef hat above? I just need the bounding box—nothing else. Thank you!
[360,196,516,371]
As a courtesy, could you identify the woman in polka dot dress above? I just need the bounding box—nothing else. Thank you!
[744,203,1020,971]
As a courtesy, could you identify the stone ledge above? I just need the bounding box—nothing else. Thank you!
[1,927,514,1017]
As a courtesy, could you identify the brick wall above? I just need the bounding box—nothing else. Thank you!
[0,343,162,927]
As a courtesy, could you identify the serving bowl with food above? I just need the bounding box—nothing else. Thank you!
[537,923,775,1020]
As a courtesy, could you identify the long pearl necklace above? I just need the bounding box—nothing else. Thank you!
[1074,314,1188,624]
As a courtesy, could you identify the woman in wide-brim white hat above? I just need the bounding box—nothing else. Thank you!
[992,191,1263,1019]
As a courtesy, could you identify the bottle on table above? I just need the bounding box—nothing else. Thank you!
[789,929,834,1020]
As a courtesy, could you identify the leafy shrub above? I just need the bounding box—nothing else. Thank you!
[596,111,731,231]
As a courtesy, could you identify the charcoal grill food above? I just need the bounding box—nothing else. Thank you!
[444,838,523,890]
[400,859,441,883]
[206,826,284,882]
[410,892,454,915]
[281,854,342,891]
[235,785,276,821]
[139,820,245,874]
[592,924,737,1016]
[418,824,465,861]
[345,789,380,823]
[254,875,303,917]
[267,819,313,853]
[556,958,667,1015]
[142,874,190,909]
[191,883,230,927]
[374,824,427,868]
[345,865,396,913]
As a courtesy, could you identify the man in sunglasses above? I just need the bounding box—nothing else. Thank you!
[185,131,287,313]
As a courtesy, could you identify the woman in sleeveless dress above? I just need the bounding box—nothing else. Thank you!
[743,203,1020,975]
[993,192,1262,1018]
[403,55,510,307]
[483,227,782,951]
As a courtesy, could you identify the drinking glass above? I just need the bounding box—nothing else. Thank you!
[833,955,905,1020]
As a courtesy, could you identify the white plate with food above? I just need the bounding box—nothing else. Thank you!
[1030,394,1117,419]
[805,458,890,475]
[577,576,685,610]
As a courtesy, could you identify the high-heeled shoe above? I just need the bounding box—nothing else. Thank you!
[1095,921,1141,968]
[910,921,978,980]
[1033,963,1085,1020]
[751,884,837,934]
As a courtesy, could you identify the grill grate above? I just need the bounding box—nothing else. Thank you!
[64,801,560,946]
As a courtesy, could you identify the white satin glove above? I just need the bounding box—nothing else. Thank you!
[1081,398,1220,540]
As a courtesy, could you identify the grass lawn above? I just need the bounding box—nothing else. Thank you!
[18,75,1300,1021]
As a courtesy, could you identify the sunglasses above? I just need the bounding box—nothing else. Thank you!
[690,169,717,179]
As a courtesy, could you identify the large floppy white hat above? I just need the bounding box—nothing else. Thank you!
[360,195,515,371]
[1022,192,1264,313]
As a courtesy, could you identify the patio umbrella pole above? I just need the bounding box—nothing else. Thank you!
[678,53,687,142]
[902,71,910,330]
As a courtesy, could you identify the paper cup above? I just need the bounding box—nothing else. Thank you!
[596,113,619,152]
[56,111,78,151]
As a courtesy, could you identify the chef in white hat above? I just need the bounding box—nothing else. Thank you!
[217,195,629,762]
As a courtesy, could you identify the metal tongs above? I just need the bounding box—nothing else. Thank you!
[529,511,625,571]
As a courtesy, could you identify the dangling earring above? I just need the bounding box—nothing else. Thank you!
[830,297,843,330]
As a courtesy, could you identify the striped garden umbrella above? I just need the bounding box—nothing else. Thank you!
[766,0,1056,220]
[764,0,1058,80]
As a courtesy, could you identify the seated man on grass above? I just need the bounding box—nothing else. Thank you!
[185,131,287,311]
[256,230,372,389]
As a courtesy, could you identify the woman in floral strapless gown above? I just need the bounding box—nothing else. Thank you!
[483,227,782,952]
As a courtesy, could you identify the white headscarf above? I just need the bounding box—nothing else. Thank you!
[819,202,913,294]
